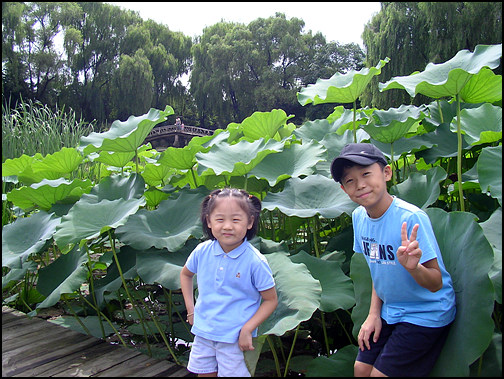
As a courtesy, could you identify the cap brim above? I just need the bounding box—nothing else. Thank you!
[331,155,381,182]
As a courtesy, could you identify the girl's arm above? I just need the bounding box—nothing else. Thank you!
[238,287,278,351]
[180,265,195,325]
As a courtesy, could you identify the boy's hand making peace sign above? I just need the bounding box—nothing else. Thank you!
[397,222,421,271]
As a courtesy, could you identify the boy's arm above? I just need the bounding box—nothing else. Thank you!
[239,287,278,351]
[358,283,383,351]
[180,265,195,325]
[397,222,442,292]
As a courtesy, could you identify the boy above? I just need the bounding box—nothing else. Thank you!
[331,143,456,377]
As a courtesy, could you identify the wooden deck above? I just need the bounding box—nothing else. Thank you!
[2,306,193,377]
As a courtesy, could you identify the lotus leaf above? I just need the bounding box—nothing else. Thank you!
[451,103,502,146]
[262,175,357,218]
[196,138,286,177]
[364,104,425,144]
[142,163,175,187]
[241,109,294,141]
[31,147,83,175]
[85,173,145,202]
[136,240,198,290]
[2,211,60,269]
[7,178,92,211]
[379,44,502,99]
[143,187,170,208]
[305,345,359,377]
[49,315,118,338]
[93,245,139,306]
[259,252,321,336]
[157,144,205,170]
[294,119,340,142]
[36,245,88,309]
[426,209,495,376]
[477,145,502,206]
[249,141,326,186]
[480,208,502,303]
[389,166,447,210]
[297,58,390,105]
[459,67,502,103]
[94,151,135,167]
[54,197,145,247]
[115,188,206,251]
[290,250,355,312]
[79,106,173,155]
[414,123,470,164]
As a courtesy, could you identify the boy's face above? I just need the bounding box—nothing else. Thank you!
[340,162,392,216]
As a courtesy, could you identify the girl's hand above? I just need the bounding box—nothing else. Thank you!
[238,330,254,351]
[186,312,194,325]
[397,222,422,271]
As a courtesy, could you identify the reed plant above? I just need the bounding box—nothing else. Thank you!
[2,97,95,162]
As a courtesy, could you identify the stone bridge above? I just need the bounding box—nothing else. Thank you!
[145,124,214,150]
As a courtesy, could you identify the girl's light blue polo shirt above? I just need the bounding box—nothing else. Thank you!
[185,239,275,343]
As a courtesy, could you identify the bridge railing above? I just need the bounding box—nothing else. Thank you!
[146,124,213,138]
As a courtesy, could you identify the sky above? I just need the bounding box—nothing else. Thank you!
[106,2,382,48]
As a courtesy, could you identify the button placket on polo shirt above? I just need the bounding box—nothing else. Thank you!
[215,254,228,289]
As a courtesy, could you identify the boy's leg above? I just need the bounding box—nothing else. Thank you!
[372,321,452,377]
[355,319,395,377]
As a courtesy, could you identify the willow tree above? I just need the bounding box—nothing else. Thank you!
[360,2,502,109]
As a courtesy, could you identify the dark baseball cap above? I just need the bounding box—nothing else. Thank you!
[331,143,388,182]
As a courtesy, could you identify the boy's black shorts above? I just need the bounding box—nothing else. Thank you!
[356,318,452,377]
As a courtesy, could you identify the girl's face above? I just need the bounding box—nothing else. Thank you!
[206,196,254,253]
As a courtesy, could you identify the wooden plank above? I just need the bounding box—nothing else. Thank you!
[10,340,114,377]
[52,345,145,377]
[2,307,193,377]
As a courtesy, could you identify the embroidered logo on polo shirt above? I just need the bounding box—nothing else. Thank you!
[236,272,241,278]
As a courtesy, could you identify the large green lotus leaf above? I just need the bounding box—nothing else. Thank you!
[2,211,60,269]
[196,138,286,177]
[469,332,502,377]
[451,103,502,146]
[85,173,145,202]
[379,44,502,98]
[31,147,83,175]
[79,106,173,155]
[248,141,326,186]
[36,245,88,309]
[94,151,135,167]
[7,178,93,211]
[459,67,502,103]
[320,130,369,166]
[372,136,434,160]
[389,166,447,210]
[478,145,502,206]
[290,250,355,312]
[480,208,502,303]
[364,105,425,144]
[426,209,495,376]
[1,153,58,185]
[349,253,372,338]
[93,245,139,306]
[142,163,175,187]
[136,240,198,290]
[305,345,359,377]
[259,252,321,336]
[241,109,294,141]
[143,187,170,208]
[415,123,470,164]
[157,143,207,170]
[54,196,146,247]
[293,119,340,142]
[115,187,206,251]
[2,154,41,177]
[262,175,357,218]
[297,57,390,105]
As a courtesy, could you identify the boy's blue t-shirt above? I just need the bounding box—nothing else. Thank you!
[185,239,275,343]
[352,197,456,327]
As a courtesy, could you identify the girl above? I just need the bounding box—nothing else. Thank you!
[180,188,277,377]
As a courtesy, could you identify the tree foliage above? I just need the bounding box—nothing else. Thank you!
[361,2,502,109]
[190,13,365,128]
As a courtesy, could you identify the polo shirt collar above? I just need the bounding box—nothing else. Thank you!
[212,238,248,259]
